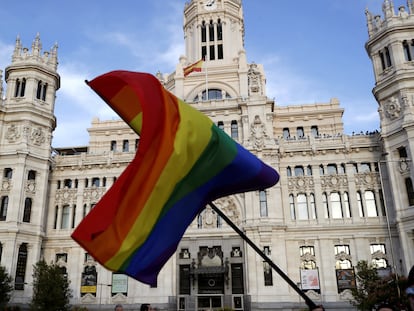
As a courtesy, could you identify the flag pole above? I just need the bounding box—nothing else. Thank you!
[208,202,319,311]
[204,58,208,100]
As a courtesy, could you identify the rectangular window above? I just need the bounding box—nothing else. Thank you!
[209,45,215,60]
[123,140,129,152]
[110,140,117,152]
[4,168,12,179]
[217,44,223,59]
[297,126,304,138]
[263,262,273,286]
[92,177,100,187]
[61,205,70,229]
[231,121,238,140]
[259,190,268,217]
[179,265,191,295]
[0,196,9,221]
[231,264,244,294]
[27,170,36,180]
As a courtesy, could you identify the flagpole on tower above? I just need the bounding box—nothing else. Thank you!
[204,57,208,101]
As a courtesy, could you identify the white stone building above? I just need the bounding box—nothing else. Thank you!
[0,0,413,310]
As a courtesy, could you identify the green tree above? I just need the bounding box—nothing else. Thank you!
[351,260,407,310]
[30,260,72,311]
[0,265,13,309]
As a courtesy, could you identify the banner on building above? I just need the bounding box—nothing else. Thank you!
[300,268,320,291]
[112,273,128,296]
[336,268,356,292]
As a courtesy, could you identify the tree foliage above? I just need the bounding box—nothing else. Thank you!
[30,260,72,311]
[0,265,13,309]
[350,260,407,310]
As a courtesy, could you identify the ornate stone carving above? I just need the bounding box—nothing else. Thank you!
[6,124,20,142]
[247,64,262,95]
[383,97,401,120]
[249,115,268,150]
[25,180,36,193]
[215,197,240,225]
[31,127,45,145]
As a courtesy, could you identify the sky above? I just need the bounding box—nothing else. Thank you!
[0,0,405,147]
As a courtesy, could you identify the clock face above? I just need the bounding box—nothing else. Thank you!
[204,0,217,10]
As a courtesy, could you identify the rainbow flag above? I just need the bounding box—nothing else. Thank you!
[183,58,203,76]
[71,71,279,285]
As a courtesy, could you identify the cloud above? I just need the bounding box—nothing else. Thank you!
[259,53,328,105]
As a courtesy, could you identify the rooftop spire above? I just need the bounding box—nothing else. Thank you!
[383,0,395,19]
[32,32,42,56]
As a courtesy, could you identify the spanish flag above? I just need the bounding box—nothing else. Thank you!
[183,58,203,77]
[71,71,279,286]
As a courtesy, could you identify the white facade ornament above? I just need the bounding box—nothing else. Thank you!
[383,96,401,119]
[249,115,268,150]
[31,127,45,145]
[6,124,20,142]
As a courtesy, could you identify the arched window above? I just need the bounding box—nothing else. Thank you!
[370,244,388,268]
[217,19,223,40]
[123,140,129,152]
[92,177,100,187]
[282,128,290,140]
[54,206,58,229]
[309,193,317,219]
[110,140,117,152]
[297,126,304,138]
[61,205,70,229]
[201,21,206,43]
[289,194,295,220]
[360,162,371,172]
[319,165,325,175]
[71,205,76,228]
[15,243,28,290]
[327,164,337,175]
[357,191,364,217]
[294,166,304,176]
[322,192,329,218]
[307,165,313,176]
[217,121,224,130]
[297,193,308,220]
[217,19,223,59]
[209,20,215,42]
[311,126,319,137]
[338,163,346,174]
[23,198,32,223]
[287,166,292,177]
[403,40,412,61]
[330,192,343,218]
[14,78,26,97]
[14,79,20,97]
[194,88,230,101]
[365,190,378,217]
[343,192,351,218]
[27,170,36,180]
[4,168,13,179]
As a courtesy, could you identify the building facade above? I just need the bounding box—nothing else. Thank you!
[0,0,413,310]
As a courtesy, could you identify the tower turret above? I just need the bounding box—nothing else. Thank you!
[0,34,60,292]
[365,0,414,273]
